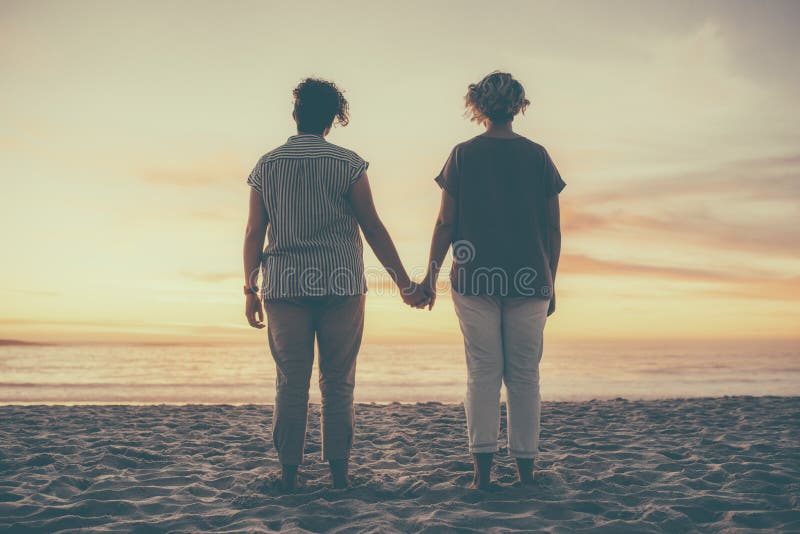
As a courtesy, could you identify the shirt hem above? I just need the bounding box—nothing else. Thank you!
[262,288,368,301]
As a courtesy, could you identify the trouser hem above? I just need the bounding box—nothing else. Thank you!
[469,445,499,454]
[509,449,539,459]
[277,455,303,466]
[321,451,351,462]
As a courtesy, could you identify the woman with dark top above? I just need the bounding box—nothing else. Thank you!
[243,78,429,491]
[423,71,565,489]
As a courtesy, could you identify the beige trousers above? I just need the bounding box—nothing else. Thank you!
[264,294,365,465]
[452,292,549,458]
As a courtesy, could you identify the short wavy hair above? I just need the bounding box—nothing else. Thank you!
[292,78,349,134]
[465,71,530,124]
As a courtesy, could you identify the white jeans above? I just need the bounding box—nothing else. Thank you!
[452,292,549,458]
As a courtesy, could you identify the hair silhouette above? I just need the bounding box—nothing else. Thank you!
[465,71,530,124]
[292,78,349,134]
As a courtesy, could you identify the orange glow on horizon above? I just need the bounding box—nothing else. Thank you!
[1,2,798,345]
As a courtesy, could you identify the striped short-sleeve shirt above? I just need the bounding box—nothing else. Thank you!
[247,134,369,299]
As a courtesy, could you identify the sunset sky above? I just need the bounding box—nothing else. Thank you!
[1,0,798,345]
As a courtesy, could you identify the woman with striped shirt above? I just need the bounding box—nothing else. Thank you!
[243,78,429,491]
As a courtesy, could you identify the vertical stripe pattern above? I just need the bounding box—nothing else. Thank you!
[247,134,368,299]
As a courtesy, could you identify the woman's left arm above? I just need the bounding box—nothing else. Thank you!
[547,194,561,316]
[243,189,268,328]
[547,194,561,281]
[423,189,457,310]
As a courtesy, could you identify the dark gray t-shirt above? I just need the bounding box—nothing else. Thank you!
[435,135,565,299]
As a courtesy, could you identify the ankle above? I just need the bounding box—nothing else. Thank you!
[329,458,350,488]
[281,464,299,490]
[472,452,494,486]
[515,458,535,483]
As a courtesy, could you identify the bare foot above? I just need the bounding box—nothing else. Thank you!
[470,452,494,490]
[515,458,535,486]
[469,476,495,491]
[329,458,350,489]
[516,473,535,486]
[280,464,299,493]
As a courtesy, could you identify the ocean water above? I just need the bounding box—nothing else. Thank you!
[0,341,798,404]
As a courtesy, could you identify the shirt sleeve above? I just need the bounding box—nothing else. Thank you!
[348,154,369,186]
[434,146,460,197]
[246,158,263,194]
[544,148,566,197]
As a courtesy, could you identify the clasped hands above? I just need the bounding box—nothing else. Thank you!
[400,274,437,311]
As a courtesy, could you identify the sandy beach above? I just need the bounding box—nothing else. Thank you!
[1,396,798,532]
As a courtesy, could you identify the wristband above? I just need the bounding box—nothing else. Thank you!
[243,285,259,296]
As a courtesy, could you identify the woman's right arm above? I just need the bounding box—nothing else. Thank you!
[423,189,457,310]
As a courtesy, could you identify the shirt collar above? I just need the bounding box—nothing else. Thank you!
[288,133,326,142]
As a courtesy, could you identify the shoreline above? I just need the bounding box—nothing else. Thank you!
[1,393,796,407]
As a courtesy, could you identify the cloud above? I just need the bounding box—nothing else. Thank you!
[579,152,800,203]
[142,169,240,187]
[699,277,800,302]
[188,210,231,221]
[178,271,241,283]
[562,151,800,256]
[142,153,248,188]
[565,206,799,257]
[560,253,744,282]
[0,288,61,297]
[0,339,51,346]
[560,253,800,301]
[560,203,609,233]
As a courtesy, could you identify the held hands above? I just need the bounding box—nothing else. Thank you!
[400,274,437,311]
[401,281,431,309]
[421,273,437,311]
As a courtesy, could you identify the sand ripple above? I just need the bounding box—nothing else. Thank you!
[1,396,799,532]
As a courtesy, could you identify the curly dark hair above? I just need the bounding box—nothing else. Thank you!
[465,71,530,124]
[292,78,349,134]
